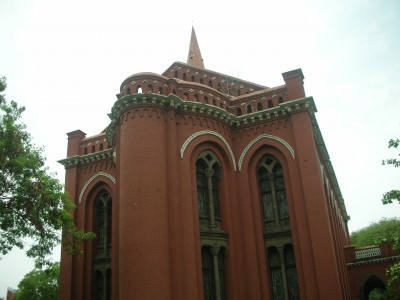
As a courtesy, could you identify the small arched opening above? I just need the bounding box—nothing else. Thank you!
[363,275,386,300]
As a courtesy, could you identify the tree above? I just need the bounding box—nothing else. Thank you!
[13,262,60,300]
[382,138,400,205]
[0,76,94,267]
[350,218,400,248]
[380,138,400,298]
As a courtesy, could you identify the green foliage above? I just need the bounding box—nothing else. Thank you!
[368,288,387,300]
[350,218,400,248]
[13,262,60,300]
[0,76,94,267]
[385,262,400,299]
[382,138,400,204]
[380,138,400,299]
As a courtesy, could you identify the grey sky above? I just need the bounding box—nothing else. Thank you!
[1,0,399,297]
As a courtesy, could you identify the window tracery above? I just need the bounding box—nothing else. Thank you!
[196,151,228,300]
[258,156,299,299]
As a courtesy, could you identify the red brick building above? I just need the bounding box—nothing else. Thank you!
[58,27,398,299]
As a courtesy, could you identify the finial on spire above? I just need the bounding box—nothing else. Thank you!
[187,26,205,69]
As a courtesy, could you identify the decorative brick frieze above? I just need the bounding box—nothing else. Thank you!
[106,93,317,147]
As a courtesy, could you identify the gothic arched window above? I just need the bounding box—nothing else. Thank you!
[258,156,289,224]
[92,190,112,300]
[196,151,228,300]
[196,151,222,227]
[259,157,299,299]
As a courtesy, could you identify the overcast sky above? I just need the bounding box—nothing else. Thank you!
[1,0,399,296]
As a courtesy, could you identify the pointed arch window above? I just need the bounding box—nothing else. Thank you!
[258,156,289,224]
[196,151,228,300]
[92,190,112,300]
[196,151,222,227]
[93,191,112,256]
[258,156,299,299]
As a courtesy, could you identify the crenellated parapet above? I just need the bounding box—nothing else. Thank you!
[118,66,299,117]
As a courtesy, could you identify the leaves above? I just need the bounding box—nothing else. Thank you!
[350,218,400,248]
[0,76,93,267]
[380,139,400,297]
[13,262,60,300]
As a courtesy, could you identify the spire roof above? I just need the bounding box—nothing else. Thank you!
[187,27,205,69]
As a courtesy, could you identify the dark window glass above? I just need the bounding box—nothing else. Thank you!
[269,247,284,300]
[285,245,299,300]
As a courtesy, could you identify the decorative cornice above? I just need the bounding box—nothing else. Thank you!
[346,255,400,268]
[106,93,317,147]
[310,114,350,221]
[58,149,113,168]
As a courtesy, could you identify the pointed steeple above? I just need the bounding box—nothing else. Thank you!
[187,26,205,69]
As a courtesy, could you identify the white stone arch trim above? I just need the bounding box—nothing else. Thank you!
[238,134,295,171]
[79,172,116,204]
[180,130,237,171]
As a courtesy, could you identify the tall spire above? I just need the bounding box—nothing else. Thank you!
[187,26,205,69]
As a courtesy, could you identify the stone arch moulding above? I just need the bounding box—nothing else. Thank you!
[238,134,295,171]
[79,172,116,204]
[180,130,237,171]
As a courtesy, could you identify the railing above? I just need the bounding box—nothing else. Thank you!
[355,247,382,260]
